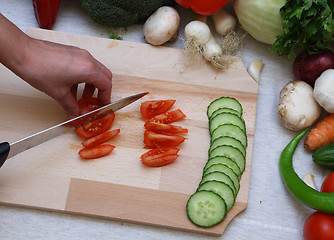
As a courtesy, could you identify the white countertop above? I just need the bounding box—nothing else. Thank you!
[1,1,327,239]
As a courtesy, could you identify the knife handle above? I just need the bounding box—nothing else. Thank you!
[0,142,10,168]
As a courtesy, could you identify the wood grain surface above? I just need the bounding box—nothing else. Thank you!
[0,28,258,236]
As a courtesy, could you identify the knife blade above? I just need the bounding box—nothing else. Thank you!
[0,92,148,168]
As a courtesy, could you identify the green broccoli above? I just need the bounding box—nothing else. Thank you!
[81,0,176,28]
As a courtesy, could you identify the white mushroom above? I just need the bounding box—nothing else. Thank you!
[143,6,180,46]
[277,80,321,131]
[313,69,334,113]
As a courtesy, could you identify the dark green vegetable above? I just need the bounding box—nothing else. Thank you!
[313,143,334,170]
[271,0,334,60]
[280,127,334,213]
[80,0,175,27]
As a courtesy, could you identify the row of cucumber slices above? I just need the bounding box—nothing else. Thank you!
[186,97,247,228]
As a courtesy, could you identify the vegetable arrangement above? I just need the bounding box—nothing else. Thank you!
[32,0,61,30]
[75,97,120,159]
[140,99,187,167]
[187,96,247,227]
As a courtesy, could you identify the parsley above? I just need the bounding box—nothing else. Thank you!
[108,32,123,40]
[271,0,334,60]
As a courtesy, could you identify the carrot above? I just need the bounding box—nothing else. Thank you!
[304,113,334,151]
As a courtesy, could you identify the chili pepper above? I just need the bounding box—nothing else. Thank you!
[280,127,334,213]
[32,0,61,30]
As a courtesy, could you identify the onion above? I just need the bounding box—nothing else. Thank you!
[293,51,334,87]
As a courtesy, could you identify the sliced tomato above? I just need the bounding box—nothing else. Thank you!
[75,97,115,139]
[144,122,188,134]
[141,147,180,167]
[148,109,186,124]
[78,97,101,114]
[76,113,115,139]
[78,144,115,159]
[143,130,186,148]
[140,99,176,119]
[82,129,120,148]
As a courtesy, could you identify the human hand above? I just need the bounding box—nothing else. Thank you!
[18,37,112,119]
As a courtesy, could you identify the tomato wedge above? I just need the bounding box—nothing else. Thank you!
[144,130,186,148]
[78,97,101,114]
[78,144,115,159]
[149,109,186,124]
[82,129,120,148]
[144,122,188,134]
[76,113,115,139]
[140,100,176,119]
[141,147,180,167]
[75,97,115,139]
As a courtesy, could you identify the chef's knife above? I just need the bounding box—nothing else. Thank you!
[0,92,148,168]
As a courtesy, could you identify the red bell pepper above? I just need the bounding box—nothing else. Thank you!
[175,0,230,16]
[32,0,61,30]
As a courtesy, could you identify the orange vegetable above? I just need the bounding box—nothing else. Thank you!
[304,113,334,151]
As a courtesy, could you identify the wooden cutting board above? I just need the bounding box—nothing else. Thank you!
[0,28,258,236]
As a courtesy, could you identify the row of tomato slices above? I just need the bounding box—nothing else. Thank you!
[140,99,188,167]
[73,98,188,164]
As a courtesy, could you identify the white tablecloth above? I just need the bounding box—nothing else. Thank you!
[1,1,326,239]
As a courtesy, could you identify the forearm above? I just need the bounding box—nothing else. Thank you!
[0,13,31,75]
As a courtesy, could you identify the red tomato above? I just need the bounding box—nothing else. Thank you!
[78,144,115,159]
[141,147,180,167]
[321,172,334,193]
[78,97,101,114]
[304,211,334,240]
[144,122,188,134]
[143,131,186,148]
[175,0,230,16]
[75,97,115,139]
[82,129,120,148]
[149,109,186,124]
[140,100,176,119]
[76,113,115,139]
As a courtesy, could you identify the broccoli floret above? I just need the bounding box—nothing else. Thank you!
[81,0,175,27]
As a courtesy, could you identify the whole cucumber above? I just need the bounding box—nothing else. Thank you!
[312,143,334,170]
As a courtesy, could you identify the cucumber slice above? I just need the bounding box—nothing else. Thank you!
[207,97,243,119]
[204,164,240,193]
[211,124,248,148]
[200,171,236,195]
[186,190,227,227]
[197,181,235,211]
[204,156,242,177]
[210,107,241,120]
[209,136,246,157]
[209,112,246,134]
[209,145,246,173]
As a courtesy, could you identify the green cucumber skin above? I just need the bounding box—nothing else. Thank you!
[313,144,334,170]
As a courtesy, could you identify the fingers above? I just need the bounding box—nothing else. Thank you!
[85,58,112,105]
[59,92,80,119]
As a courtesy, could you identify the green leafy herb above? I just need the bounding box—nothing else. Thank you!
[108,32,123,40]
[271,0,334,60]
